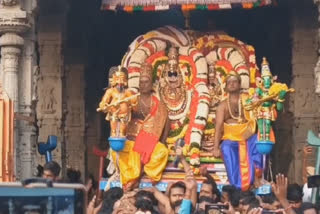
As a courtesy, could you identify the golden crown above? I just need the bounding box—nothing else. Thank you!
[261,57,272,78]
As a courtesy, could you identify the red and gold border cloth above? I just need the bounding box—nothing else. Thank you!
[101,0,275,12]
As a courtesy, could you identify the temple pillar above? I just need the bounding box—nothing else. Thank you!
[314,0,320,95]
[0,0,34,180]
[289,0,320,183]
[0,35,24,111]
[36,14,66,173]
[64,63,86,180]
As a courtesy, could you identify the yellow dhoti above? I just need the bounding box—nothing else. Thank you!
[111,140,169,185]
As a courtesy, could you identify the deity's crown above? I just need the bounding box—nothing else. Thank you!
[166,47,180,72]
[109,66,128,86]
[114,65,127,78]
[261,57,272,78]
[140,62,153,80]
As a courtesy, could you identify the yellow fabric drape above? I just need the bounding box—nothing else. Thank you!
[111,140,168,185]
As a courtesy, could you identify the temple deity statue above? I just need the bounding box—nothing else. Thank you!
[97,66,138,137]
[159,47,209,174]
[159,47,189,123]
[202,64,226,152]
[245,57,294,142]
[110,62,169,191]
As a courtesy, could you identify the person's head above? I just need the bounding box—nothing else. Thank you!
[226,72,241,93]
[239,196,259,214]
[297,202,318,214]
[229,188,241,209]
[139,63,153,94]
[200,179,221,202]
[43,161,61,181]
[134,190,157,213]
[66,168,81,183]
[169,181,186,213]
[246,199,261,214]
[100,187,124,214]
[221,185,237,203]
[287,183,303,209]
[260,193,281,210]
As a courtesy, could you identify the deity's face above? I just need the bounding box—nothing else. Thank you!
[208,66,217,86]
[226,76,241,93]
[112,71,127,87]
[164,61,183,89]
[139,76,152,94]
[263,76,272,89]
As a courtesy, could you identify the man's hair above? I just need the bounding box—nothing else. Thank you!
[43,161,61,177]
[287,183,303,202]
[240,191,255,200]
[100,187,124,214]
[66,168,81,183]
[298,202,318,213]
[221,185,240,207]
[241,196,258,206]
[134,190,157,212]
[169,181,186,196]
[261,192,278,204]
[246,198,261,213]
[135,190,157,205]
[222,185,237,194]
[203,177,221,202]
[229,188,241,208]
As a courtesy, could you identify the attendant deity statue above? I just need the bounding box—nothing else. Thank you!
[97,66,138,137]
[110,62,169,191]
[202,64,225,152]
[245,57,294,142]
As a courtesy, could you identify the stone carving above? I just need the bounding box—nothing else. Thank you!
[0,0,18,7]
[0,34,24,111]
[41,87,57,114]
[32,65,40,101]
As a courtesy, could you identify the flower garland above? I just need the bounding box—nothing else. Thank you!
[193,34,259,88]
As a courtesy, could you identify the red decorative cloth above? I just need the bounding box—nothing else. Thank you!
[133,130,158,164]
[133,95,160,164]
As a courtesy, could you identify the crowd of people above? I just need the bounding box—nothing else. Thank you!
[85,164,319,214]
[38,152,319,214]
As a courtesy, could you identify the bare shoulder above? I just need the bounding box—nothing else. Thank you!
[217,100,227,110]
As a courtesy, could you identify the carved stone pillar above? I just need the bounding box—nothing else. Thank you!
[290,0,320,183]
[0,34,24,111]
[36,15,66,172]
[64,64,86,179]
[0,0,32,180]
[314,0,320,95]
